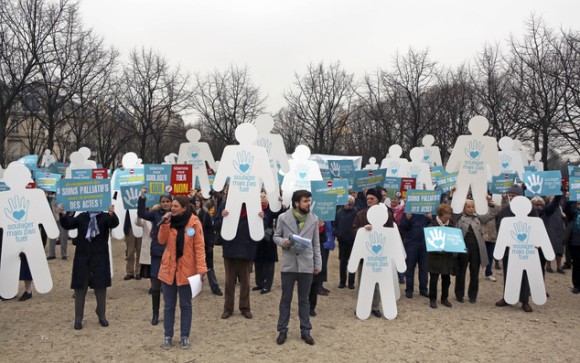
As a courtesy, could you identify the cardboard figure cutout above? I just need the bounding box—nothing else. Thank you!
[281,145,323,206]
[40,149,56,168]
[163,153,178,165]
[380,145,409,178]
[363,157,379,170]
[177,129,216,199]
[212,123,276,241]
[512,139,529,167]
[530,152,544,171]
[254,114,290,213]
[421,135,443,167]
[0,163,4,180]
[446,116,501,214]
[347,204,406,320]
[407,147,435,190]
[78,147,97,169]
[65,151,94,179]
[498,136,525,179]
[494,196,555,305]
[0,162,59,298]
[111,152,144,239]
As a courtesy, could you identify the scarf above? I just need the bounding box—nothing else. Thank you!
[292,208,307,231]
[170,211,191,261]
[86,212,100,241]
[436,216,449,226]
[575,209,580,233]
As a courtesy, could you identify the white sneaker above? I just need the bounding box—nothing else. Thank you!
[485,276,497,282]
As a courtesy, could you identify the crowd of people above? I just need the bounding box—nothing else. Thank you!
[1,180,579,349]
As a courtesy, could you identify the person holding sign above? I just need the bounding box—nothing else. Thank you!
[58,203,119,330]
[157,196,207,350]
[273,190,322,346]
[401,210,432,299]
[427,204,455,309]
[454,197,497,303]
[563,200,580,294]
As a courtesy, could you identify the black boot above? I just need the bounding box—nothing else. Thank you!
[207,270,223,296]
[151,290,160,326]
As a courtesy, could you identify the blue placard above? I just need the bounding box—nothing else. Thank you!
[434,171,458,193]
[327,159,355,187]
[52,162,68,174]
[424,226,467,253]
[569,165,580,177]
[353,168,386,192]
[34,171,62,192]
[311,193,337,221]
[383,176,401,198]
[71,169,93,180]
[489,173,517,194]
[0,182,9,192]
[430,165,444,184]
[404,189,441,215]
[524,165,537,172]
[112,167,145,190]
[144,164,172,207]
[56,179,111,212]
[320,169,332,180]
[569,177,580,201]
[18,155,39,171]
[120,183,144,209]
[523,171,562,197]
[310,180,349,205]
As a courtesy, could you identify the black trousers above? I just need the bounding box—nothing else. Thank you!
[74,275,106,324]
[309,281,320,311]
[455,240,481,301]
[338,242,355,286]
[429,273,450,301]
[255,261,275,290]
[570,245,580,289]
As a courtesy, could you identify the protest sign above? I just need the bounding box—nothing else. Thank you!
[403,189,441,214]
[489,173,517,194]
[311,193,337,221]
[56,178,111,212]
[424,226,466,253]
[353,168,386,192]
[311,179,349,205]
[523,171,562,197]
[170,164,193,196]
[34,171,61,192]
[144,164,172,207]
[327,159,355,186]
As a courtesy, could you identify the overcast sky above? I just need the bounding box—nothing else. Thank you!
[79,0,580,122]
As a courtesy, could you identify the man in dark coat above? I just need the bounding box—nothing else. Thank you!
[59,204,119,330]
[334,196,357,289]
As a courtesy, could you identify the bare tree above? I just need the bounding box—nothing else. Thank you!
[273,107,305,154]
[191,65,266,156]
[0,0,70,163]
[559,28,580,156]
[284,61,358,154]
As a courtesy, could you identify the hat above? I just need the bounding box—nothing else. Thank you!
[366,188,381,202]
[508,184,523,196]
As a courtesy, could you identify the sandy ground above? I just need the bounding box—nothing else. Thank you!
[1,239,579,363]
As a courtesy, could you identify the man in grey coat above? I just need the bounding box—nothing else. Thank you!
[274,190,322,345]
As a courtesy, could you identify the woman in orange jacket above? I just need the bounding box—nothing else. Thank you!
[157,196,207,350]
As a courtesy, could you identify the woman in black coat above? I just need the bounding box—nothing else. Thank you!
[253,191,283,294]
[137,187,173,325]
[59,204,119,330]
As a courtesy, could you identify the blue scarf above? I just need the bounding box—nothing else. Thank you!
[86,212,100,241]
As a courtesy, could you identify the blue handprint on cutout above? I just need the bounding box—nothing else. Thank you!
[500,154,512,169]
[525,174,543,195]
[367,232,385,255]
[256,138,273,154]
[510,221,531,243]
[423,149,432,161]
[233,151,254,174]
[295,163,309,179]
[389,161,400,175]
[329,161,341,177]
[464,140,484,161]
[189,145,200,159]
[5,196,30,223]
[409,165,421,179]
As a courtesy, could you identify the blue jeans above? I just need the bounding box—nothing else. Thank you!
[162,280,192,338]
[485,242,494,277]
[405,242,428,295]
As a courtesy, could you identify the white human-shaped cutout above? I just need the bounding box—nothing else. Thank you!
[0,163,4,180]
[0,162,59,298]
[163,153,178,165]
[347,204,406,320]
[446,116,501,214]
[529,152,544,171]
[421,135,443,167]
[253,114,290,212]
[363,157,379,170]
[177,129,216,199]
[280,145,323,206]
[380,145,408,177]
[78,146,97,169]
[494,196,555,305]
[512,139,529,166]
[406,147,435,190]
[40,149,56,168]
[65,151,95,178]
[498,136,525,179]
[110,152,144,240]
[212,123,276,241]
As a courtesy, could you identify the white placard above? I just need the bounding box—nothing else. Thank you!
[498,136,525,179]
[280,145,323,206]
[110,152,144,239]
[380,145,409,178]
[363,157,379,170]
[177,129,216,199]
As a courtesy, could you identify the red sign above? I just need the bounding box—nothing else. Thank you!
[92,168,108,179]
[170,164,192,196]
[400,177,416,198]
[129,169,135,175]
[368,170,374,177]
[26,182,36,189]
[326,180,333,187]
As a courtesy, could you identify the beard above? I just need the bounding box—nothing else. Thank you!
[299,206,310,214]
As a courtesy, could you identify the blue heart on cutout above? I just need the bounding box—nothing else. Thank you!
[423,155,429,160]
[13,210,25,221]
[517,233,527,241]
[502,162,509,168]
[470,151,480,159]
[391,169,398,174]
[299,172,307,179]
[372,245,382,254]
[532,185,540,193]
[191,153,198,158]
[239,164,250,173]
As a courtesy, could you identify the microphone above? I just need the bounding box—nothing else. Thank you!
[157,212,173,227]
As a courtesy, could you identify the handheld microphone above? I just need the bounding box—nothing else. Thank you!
[157,212,173,227]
